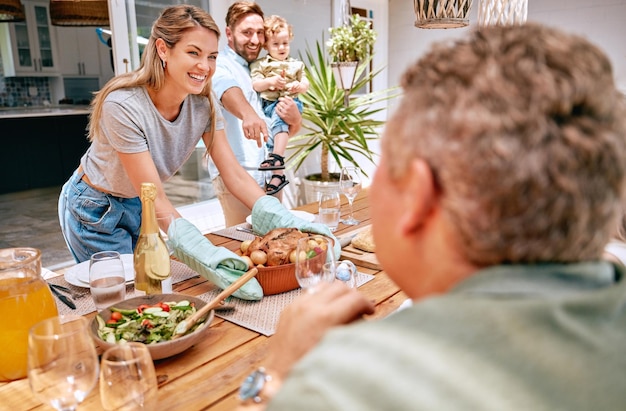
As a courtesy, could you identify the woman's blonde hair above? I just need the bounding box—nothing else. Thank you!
[88,5,220,143]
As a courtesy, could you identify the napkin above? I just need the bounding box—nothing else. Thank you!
[168,218,263,301]
[251,196,341,259]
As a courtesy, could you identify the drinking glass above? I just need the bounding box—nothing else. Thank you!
[295,235,336,292]
[323,260,358,288]
[100,343,158,411]
[27,315,99,411]
[318,191,341,232]
[339,166,362,225]
[89,251,126,311]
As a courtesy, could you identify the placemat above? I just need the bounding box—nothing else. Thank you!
[197,272,375,336]
[48,260,200,316]
[211,223,256,242]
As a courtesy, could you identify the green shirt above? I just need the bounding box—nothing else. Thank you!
[269,262,626,410]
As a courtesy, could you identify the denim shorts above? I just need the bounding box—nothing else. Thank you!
[262,97,303,151]
[58,169,141,263]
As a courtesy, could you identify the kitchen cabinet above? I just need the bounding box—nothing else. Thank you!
[57,27,102,77]
[0,113,90,194]
[0,0,59,76]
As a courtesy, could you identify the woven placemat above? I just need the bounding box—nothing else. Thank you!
[197,272,375,336]
[211,223,256,242]
[48,260,200,316]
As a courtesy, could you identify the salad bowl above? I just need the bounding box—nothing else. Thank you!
[90,294,214,360]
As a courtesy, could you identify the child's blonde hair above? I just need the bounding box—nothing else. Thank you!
[264,15,293,40]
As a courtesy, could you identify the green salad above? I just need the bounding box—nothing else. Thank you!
[96,300,204,344]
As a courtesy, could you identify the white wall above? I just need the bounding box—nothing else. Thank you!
[388,0,626,94]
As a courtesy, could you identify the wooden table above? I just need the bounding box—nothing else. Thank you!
[0,190,407,410]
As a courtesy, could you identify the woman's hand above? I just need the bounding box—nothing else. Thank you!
[264,282,375,379]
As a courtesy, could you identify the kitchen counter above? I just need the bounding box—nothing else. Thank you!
[0,105,91,119]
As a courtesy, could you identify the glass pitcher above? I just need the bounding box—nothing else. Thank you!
[0,247,58,381]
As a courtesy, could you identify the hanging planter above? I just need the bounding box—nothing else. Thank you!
[413,0,473,29]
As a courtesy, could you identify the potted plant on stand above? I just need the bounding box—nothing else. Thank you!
[327,14,377,106]
[287,32,398,204]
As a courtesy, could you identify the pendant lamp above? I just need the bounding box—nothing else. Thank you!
[414,0,473,29]
[477,0,528,26]
[0,0,25,22]
[50,0,109,26]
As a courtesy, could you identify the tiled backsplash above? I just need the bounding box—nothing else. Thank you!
[0,76,52,108]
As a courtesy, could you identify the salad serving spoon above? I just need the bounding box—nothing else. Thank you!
[173,267,258,338]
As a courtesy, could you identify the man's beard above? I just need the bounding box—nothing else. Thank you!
[233,39,260,63]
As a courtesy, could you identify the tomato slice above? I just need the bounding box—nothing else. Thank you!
[137,304,150,313]
[110,311,123,321]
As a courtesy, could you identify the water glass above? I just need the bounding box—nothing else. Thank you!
[100,343,158,410]
[89,251,126,311]
[295,235,336,292]
[323,260,358,288]
[27,315,99,411]
[318,192,341,232]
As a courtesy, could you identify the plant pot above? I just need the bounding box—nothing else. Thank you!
[331,61,359,91]
[301,173,341,204]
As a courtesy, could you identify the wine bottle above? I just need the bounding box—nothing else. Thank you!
[134,182,172,295]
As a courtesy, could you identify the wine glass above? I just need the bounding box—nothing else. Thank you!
[295,235,336,292]
[339,166,362,225]
[99,342,158,410]
[323,260,358,288]
[27,315,99,411]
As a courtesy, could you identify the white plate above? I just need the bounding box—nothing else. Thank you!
[64,254,135,288]
[245,210,315,225]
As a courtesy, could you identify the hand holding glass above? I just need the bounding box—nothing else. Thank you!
[90,251,126,311]
[100,342,158,411]
[318,192,341,232]
[339,167,362,225]
[27,315,99,411]
[295,235,336,292]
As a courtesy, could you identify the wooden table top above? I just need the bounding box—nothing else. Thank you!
[0,190,407,410]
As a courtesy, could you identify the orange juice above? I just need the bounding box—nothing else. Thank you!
[0,249,58,381]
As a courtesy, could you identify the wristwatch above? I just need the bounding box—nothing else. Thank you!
[239,367,272,403]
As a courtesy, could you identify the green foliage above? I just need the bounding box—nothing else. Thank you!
[327,14,376,63]
[288,41,399,182]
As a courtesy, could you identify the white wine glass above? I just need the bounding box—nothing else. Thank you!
[295,235,336,293]
[100,342,158,410]
[339,166,362,225]
[28,315,99,411]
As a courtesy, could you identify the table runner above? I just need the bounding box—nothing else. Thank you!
[211,223,256,242]
[48,260,200,316]
[198,272,375,336]
[49,261,374,336]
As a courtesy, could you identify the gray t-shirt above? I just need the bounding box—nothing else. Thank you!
[81,86,224,198]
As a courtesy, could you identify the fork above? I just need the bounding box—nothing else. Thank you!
[49,283,84,299]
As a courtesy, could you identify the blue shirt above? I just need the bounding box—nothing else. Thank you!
[208,45,268,187]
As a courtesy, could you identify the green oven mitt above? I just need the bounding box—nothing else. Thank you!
[167,218,263,301]
[251,195,341,260]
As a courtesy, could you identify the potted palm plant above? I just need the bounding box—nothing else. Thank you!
[287,40,398,203]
